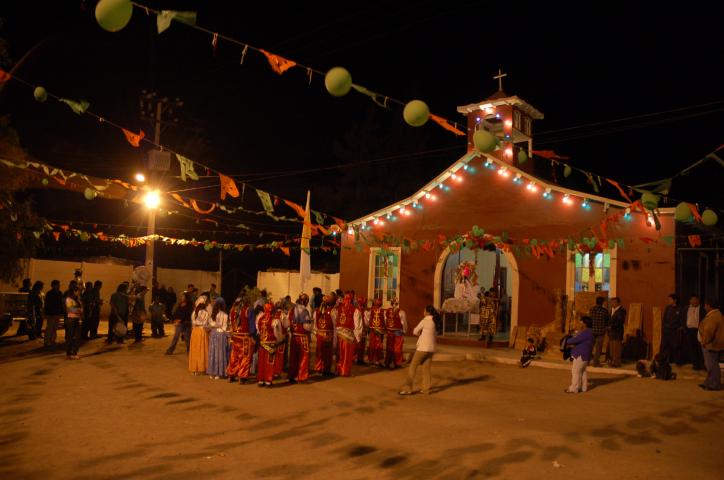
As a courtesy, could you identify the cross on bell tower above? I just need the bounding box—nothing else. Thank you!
[493,69,507,91]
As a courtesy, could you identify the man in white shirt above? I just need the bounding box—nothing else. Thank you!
[680,295,705,370]
[399,306,438,395]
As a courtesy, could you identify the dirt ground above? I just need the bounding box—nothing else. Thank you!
[1,327,722,480]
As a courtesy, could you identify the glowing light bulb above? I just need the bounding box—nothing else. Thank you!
[504,119,513,128]
[347,227,354,235]
[505,147,513,157]
[562,194,572,205]
[135,172,146,183]
[425,193,431,199]
[143,190,161,209]
[582,199,590,209]
[543,188,552,199]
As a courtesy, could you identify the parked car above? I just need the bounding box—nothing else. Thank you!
[0,292,29,336]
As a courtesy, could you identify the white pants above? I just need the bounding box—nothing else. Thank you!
[568,356,588,393]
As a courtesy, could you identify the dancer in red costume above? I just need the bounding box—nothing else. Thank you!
[226,295,254,384]
[384,297,407,369]
[314,294,336,376]
[256,302,281,387]
[287,293,312,383]
[273,302,289,378]
[354,297,370,365]
[367,298,386,367]
[335,293,362,377]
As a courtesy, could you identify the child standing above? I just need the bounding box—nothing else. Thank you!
[564,316,594,393]
[520,338,537,367]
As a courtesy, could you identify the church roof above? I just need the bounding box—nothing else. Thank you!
[457,93,544,120]
[349,151,627,226]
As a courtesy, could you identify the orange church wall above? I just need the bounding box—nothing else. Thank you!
[340,161,675,348]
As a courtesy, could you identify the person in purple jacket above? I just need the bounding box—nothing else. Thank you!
[565,316,594,393]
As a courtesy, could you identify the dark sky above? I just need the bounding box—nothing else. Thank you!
[1,1,723,282]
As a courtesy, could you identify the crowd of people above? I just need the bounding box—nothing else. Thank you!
[176,288,416,388]
[561,294,723,393]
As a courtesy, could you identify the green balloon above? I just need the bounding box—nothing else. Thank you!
[34,86,47,103]
[563,165,573,178]
[95,0,133,32]
[517,150,528,164]
[84,187,97,200]
[403,100,430,127]
[641,191,659,211]
[473,129,496,153]
[674,202,692,222]
[702,209,718,226]
[203,243,212,252]
[79,232,90,242]
[41,178,49,186]
[324,67,352,97]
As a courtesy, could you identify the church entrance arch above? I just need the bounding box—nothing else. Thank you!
[433,246,519,341]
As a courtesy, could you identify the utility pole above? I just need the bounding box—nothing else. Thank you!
[139,91,183,286]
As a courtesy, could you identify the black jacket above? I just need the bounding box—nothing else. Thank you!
[609,307,626,340]
[43,289,65,316]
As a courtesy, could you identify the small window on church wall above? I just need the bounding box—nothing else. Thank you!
[370,249,400,305]
[523,116,532,136]
[574,252,611,292]
[513,110,521,130]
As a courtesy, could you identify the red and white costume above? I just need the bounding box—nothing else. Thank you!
[288,299,312,382]
[256,304,282,385]
[273,306,289,377]
[314,300,337,375]
[335,294,362,377]
[226,302,254,381]
[384,304,407,368]
[367,301,386,366]
[354,297,370,364]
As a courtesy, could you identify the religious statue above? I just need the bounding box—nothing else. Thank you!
[442,261,481,313]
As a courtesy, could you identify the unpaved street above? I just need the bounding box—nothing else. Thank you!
[1,331,722,480]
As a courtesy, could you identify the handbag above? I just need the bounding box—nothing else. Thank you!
[131,310,147,325]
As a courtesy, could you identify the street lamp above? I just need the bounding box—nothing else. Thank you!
[143,189,161,287]
[143,190,161,209]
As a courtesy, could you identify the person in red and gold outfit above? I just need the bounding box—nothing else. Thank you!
[335,293,362,377]
[256,302,282,387]
[367,298,386,367]
[273,301,289,378]
[384,297,407,369]
[226,295,254,384]
[314,294,337,376]
[354,297,370,365]
[288,293,312,383]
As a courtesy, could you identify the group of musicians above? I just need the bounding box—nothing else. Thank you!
[225,291,407,386]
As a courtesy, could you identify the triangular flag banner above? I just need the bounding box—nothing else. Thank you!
[190,199,216,214]
[219,173,239,200]
[284,199,306,219]
[688,235,701,248]
[157,10,196,33]
[606,179,632,203]
[257,190,274,213]
[0,68,11,82]
[313,210,326,225]
[260,50,296,75]
[59,98,89,115]
[122,128,145,147]
[430,114,465,136]
[532,150,570,161]
[176,154,199,181]
[351,84,387,108]
[280,246,291,256]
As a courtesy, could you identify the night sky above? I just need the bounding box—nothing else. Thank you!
[1,2,722,288]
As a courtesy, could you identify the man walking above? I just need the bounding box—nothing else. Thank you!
[608,297,626,367]
[588,296,609,367]
[698,299,723,391]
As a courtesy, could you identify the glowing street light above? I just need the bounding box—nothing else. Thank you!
[144,190,161,209]
[135,172,146,183]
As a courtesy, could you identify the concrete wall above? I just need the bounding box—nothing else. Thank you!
[1,259,220,319]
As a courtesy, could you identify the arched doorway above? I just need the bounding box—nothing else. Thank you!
[433,246,519,341]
